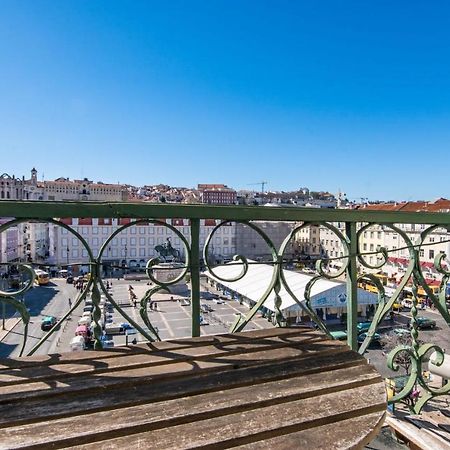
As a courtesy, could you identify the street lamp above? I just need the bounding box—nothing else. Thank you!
[107,246,112,278]
[124,244,128,275]
[66,246,70,267]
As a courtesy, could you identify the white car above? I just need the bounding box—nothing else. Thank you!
[213,299,225,304]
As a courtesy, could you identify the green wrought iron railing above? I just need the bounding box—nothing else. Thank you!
[0,200,449,414]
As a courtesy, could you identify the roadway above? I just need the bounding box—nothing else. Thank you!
[0,278,76,358]
[0,278,273,357]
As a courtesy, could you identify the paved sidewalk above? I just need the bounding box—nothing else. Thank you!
[0,315,22,342]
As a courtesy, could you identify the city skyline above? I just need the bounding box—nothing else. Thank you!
[2,2,450,201]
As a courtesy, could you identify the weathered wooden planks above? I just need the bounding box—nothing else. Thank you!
[0,328,386,449]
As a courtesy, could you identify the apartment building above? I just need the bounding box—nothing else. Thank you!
[295,199,450,279]
[23,168,128,202]
[0,218,19,266]
[235,221,296,260]
[49,219,237,272]
[198,184,237,205]
[0,173,25,200]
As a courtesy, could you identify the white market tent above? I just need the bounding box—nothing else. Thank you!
[204,260,377,317]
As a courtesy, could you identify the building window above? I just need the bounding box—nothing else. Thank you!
[419,249,424,257]
[429,250,435,259]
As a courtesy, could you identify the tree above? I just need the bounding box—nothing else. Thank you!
[380,332,423,376]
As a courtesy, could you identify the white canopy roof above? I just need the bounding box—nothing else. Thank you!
[204,260,346,312]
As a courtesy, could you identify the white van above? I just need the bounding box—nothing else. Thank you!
[70,335,86,352]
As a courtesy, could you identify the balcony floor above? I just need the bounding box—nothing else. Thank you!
[0,327,386,449]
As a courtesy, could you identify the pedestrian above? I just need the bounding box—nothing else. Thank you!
[133,299,137,308]
[68,298,72,307]
[154,302,158,311]
[149,301,153,310]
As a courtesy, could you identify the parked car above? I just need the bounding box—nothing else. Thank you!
[330,330,347,341]
[392,302,403,311]
[70,335,86,351]
[100,335,114,348]
[201,304,213,313]
[41,316,57,331]
[213,299,225,304]
[105,323,124,335]
[357,332,381,344]
[66,275,74,284]
[401,299,413,309]
[78,317,91,327]
[356,322,372,333]
[409,316,436,330]
[393,328,410,337]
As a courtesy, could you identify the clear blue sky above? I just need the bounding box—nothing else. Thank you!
[1,1,450,201]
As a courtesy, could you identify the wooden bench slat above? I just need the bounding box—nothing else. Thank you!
[2,364,381,449]
[0,333,327,386]
[0,328,386,450]
[0,341,348,403]
[74,383,386,449]
[0,327,315,371]
[234,411,386,450]
[0,348,365,427]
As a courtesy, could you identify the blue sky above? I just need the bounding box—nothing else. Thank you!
[1,1,450,201]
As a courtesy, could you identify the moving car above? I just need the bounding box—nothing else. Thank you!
[409,316,436,330]
[357,332,381,344]
[41,316,57,331]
